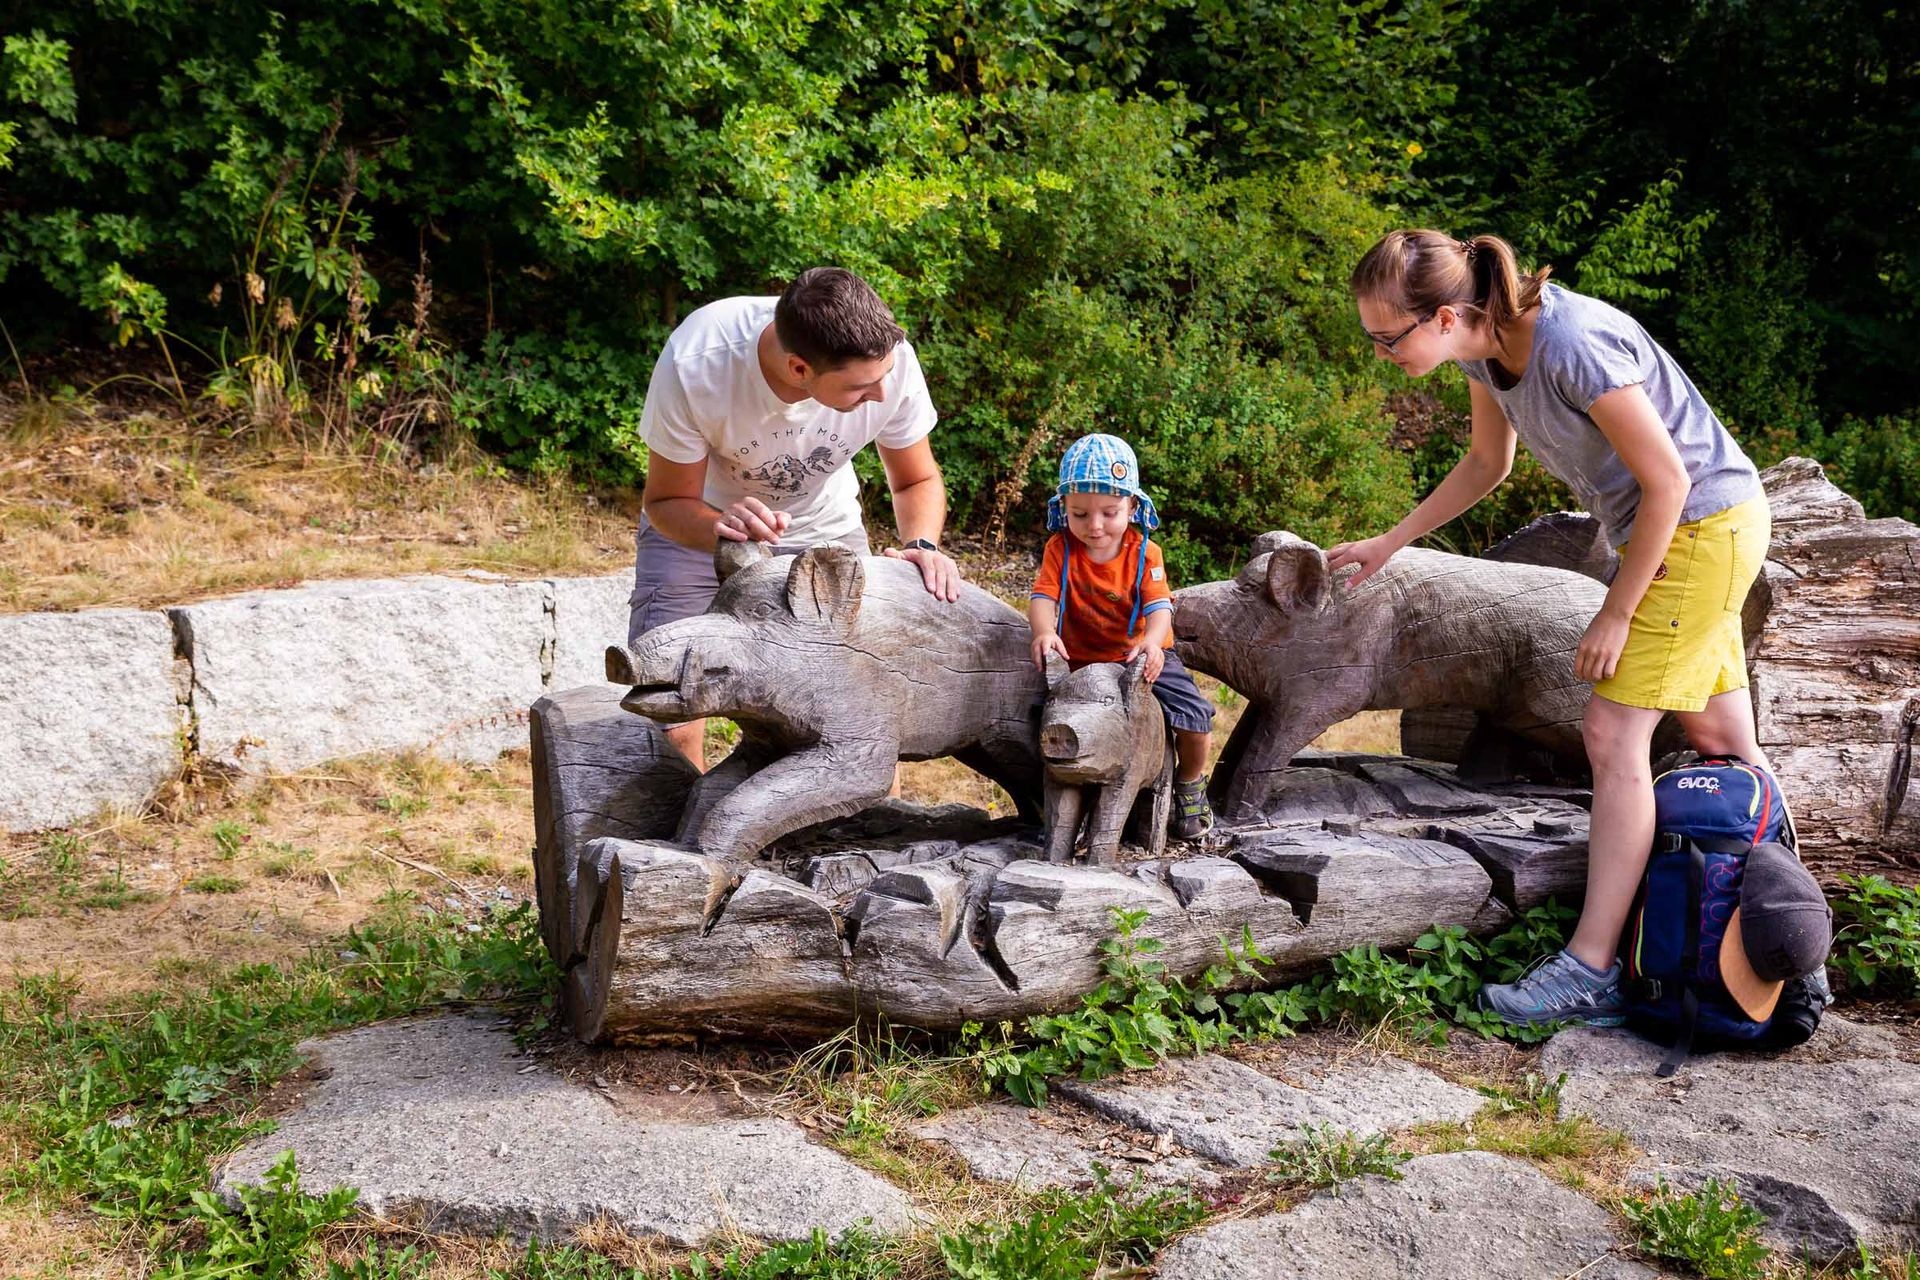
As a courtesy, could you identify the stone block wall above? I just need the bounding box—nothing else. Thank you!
[1,571,633,832]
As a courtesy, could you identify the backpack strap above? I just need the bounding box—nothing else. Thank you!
[1656,843,1707,1079]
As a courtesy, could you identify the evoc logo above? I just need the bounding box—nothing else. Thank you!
[1676,776,1722,792]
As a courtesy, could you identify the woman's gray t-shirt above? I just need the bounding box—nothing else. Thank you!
[1456,283,1762,547]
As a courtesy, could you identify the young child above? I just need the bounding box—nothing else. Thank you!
[1336,229,1772,1027]
[1028,434,1215,839]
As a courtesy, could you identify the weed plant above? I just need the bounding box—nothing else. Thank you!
[936,1169,1206,1280]
[1622,1176,1770,1280]
[1266,1124,1410,1189]
[966,900,1577,1105]
[1828,875,1920,998]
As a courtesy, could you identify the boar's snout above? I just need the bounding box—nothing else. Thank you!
[620,636,734,722]
[1040,721,1082,761]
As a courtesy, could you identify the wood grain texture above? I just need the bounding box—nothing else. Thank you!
[1039,654,1173,865]
[1402,459,1917,860]
[607,544,1047,863]
[1173,532,1602,822]
[550,756,1583,1041]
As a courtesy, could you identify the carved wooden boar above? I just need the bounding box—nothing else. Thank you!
[607,543,1045,863]
[1173,532,1604,821]
[1039,652,1173,865]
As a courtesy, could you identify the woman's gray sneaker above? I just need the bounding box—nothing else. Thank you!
[1476,949,1626,1028]
[1172,775,1213,839]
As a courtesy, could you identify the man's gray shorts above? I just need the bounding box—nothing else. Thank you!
[628,515,872,646]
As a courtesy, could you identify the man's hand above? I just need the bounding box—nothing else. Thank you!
[1574,606,1633,683]
[1124,642,1167,683]
[1324,533,1403,589]
[885,544,962,602]
[1031,631,1070,670]
[716,498,791,544]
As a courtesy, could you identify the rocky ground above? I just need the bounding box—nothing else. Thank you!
[221,1008,1920,1278]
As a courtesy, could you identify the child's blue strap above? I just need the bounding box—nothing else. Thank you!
[1055,532,1152,643]
[1126,535,1150,639]
[1056,535,1071,643]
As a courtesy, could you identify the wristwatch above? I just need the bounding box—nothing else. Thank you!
[900,537,939,552]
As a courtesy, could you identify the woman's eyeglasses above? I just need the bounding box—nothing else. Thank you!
[1363,308,1438,354]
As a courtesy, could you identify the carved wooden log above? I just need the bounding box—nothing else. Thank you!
[1039,654,1173,865]
[551,749,1588,1041]
[529,687,699,971]
[1748,459,1919,858]
[1172,532,1603,823]
[607,543,1047,863]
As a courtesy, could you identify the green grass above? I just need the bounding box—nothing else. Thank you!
[964,900,1581,1107]
[185,873,244,894]
[0,899,559,1274]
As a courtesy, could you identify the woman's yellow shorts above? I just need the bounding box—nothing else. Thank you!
[1595,495,1771,713]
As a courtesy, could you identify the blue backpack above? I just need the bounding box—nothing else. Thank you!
[1618,756,1828,1076]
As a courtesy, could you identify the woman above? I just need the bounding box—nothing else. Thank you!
[1332,229,1772,1027]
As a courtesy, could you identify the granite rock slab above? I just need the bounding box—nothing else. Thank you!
[1059,1052,1484,1167]
[215,1014,911,1244]
[547,575,632,691]
[175,575,550,771]
[1155,1150,1657,1279]
[912,1102,1217,1191]
[1543,1019,1920,1258]
[0,609,185,831]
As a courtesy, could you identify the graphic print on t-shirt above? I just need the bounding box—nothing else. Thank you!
[739,446,840,497]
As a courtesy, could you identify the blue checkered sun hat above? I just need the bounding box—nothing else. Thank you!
[1046,434,1160,532]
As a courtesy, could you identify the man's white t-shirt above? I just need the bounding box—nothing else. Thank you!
[639,297,938,547]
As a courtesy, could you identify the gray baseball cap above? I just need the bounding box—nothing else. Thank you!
[1721,843,1834,1021]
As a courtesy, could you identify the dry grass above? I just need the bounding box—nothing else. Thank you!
[0,750,536,1003]
[0,398,638,612]
[0,1198,139,1280]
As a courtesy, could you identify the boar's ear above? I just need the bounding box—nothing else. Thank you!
[785,545,865,629]
[1043,651,1071,691]
[715,539,775,582]
[1248,531,1294,559]
[1122,650,1152,704]
[1235,530,1294,588]
[1264,534,1332,615]
[606,644,639,684]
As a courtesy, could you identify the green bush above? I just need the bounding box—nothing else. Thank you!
[1828,874,1920,999]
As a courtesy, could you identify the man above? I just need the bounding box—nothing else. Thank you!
[630,266,962,769]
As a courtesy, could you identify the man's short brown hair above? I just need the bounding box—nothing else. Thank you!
[774,267,906,370]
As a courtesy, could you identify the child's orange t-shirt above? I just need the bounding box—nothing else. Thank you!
[1029,527,1173,663]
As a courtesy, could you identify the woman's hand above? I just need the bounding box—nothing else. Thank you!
[1124,643,1166,683]
[1324,533,1402,588]
[1031,631,1070,670]
[1575,607,1633,682]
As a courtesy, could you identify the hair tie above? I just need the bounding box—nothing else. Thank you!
[1457,238,1477,261]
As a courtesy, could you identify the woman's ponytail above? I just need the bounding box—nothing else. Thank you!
[1467,235,1548,341]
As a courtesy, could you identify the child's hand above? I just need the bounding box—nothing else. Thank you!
[1125,643,1165,683]
[1031,632,1070,670]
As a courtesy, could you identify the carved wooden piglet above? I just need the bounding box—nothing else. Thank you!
[608,543,1045,863]
[1039,652,1174,865]
[1173,531,1606,822]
